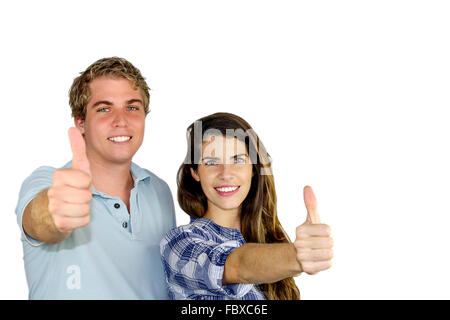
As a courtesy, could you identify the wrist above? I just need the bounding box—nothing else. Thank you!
[289,243,303,275]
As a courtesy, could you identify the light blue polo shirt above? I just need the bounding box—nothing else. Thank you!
[15,161,176,300]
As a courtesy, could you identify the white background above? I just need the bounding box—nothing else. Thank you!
[1,0,449,299]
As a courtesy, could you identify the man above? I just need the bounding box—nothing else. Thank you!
[15,57,176,299]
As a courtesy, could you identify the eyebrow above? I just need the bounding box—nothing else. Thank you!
[126,99,143,105]
[202,157,220,161]
[231,154,248,159]
[202,154,248,161]
[91,99,143,109]
[91,100,113,108]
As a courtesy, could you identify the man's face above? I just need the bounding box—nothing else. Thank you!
[75,76,146,166]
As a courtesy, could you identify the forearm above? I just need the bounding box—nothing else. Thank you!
[22,188,70,244]
[223,243,302,285]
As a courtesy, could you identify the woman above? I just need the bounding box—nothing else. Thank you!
[160,112,332,300]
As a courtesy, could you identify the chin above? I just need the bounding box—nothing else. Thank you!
[107,155,134,164]
[216,202,242,211]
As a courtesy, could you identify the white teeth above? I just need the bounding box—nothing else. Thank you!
[215,186,239,192]
[108,136,131,142]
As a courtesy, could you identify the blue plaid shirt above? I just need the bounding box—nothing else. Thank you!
[160,217,266,300]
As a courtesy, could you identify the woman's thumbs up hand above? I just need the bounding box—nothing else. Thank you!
[294,186,334,275]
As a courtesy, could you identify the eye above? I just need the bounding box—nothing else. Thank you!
[97,107,110,113]
[128,106,139,111]
[204,159,218,166]
[234,156,246,164]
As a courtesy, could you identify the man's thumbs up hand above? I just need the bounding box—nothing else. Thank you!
[68,127,91,175]
[46,128,93,235]
[294,186,334,275]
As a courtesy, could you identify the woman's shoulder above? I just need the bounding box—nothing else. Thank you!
[160,218,214,249]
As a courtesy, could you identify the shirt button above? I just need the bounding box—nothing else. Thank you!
[122,222,128,228]
[114,203,120,209]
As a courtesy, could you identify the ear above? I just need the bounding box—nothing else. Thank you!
[190,167,200,182]
[74,117,85,135]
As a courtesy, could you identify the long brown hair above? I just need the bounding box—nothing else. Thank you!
[177,112,300,300]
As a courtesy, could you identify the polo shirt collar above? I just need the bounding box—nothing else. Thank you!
[130,162,151,182]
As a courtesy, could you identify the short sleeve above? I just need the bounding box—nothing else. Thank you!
[151,176,177,230]
[160,227,254,299]
[15,166,56,246]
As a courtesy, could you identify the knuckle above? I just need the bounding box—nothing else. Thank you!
[79,172,92,187]
[48,199,59,214]
[82,176,91,187]
[300,260,310,269]
[53,216,66,231]
[52,169,66,182]
[297,250,309,261]
[46,187,56,199]
[322,261,332,271]
[296,225,308,237]
[322,249,333,260]
[84,191,93,202]
[329,249,334,259]
[302,262,316,274]
[328,237,334,247]
[294,239,307,248]
[82,215,91,227]
[82,204,90,216]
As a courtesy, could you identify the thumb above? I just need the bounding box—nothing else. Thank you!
[68,127,91,175]
[303,185,320,224]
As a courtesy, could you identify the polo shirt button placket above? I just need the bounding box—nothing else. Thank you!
[113,202,127,229]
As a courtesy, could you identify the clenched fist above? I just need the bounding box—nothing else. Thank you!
[294,186,334,275]
[47,127,92,234]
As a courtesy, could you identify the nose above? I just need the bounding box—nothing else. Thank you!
[218,164,234,181]
[112,110,128,127]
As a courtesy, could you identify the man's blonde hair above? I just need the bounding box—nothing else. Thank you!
[69,57,150,119]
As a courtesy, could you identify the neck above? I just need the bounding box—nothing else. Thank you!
[204,202,241,231]
[88,157,134,202]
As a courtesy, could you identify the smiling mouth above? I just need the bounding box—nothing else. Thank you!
[108,136,132,143]
[214,186,240,197]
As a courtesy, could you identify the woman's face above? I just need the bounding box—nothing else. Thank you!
[191,135,253,215]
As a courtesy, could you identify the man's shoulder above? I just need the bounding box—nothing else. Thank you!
[27,161,71,177]
[28,164,57,176]
[20,162,69,189]
[131,162,170,189]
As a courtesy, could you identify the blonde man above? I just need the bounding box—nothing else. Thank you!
[16,57,176,299]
